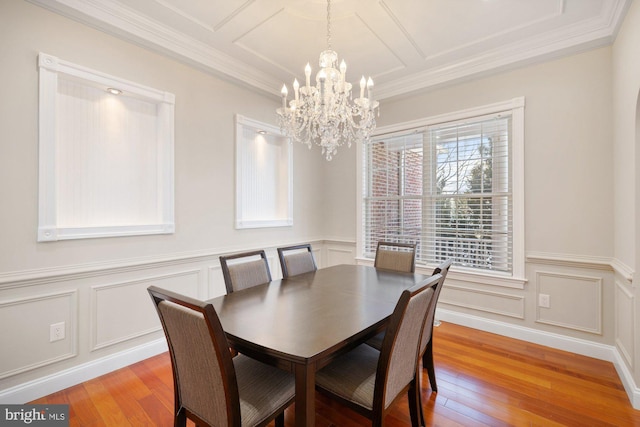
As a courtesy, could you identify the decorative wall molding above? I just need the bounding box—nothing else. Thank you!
[439,284,525,319]
[207,264,224,300]
[1,238,339,290]
[615,280,635,369]
[0,250,217,289]
[0,290,78,380]
[526,251,613,271]
[90,270,200,351]
[534,271,602,334]
[2,243,637,408]
[611,258,635,283]
[527,252,634,282]
[326,246,355,267]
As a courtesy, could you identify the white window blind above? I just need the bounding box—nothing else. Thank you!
[363,112,513,274]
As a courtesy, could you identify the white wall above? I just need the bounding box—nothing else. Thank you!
[0,0,329,275]
[0,0,339,402]
[378,48,614,258]
[612,0,640,403]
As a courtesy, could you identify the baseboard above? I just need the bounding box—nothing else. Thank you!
[612,347,640,410]
[437,308,640,410]
[0,338,168,404]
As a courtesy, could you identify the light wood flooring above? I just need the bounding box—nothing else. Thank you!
[32,322,640,426]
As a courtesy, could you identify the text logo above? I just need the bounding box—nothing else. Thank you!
[0,405,68,426]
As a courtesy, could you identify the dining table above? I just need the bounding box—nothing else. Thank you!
[208,263,429,427]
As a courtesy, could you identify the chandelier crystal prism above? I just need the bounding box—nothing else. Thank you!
[276,0,379,161]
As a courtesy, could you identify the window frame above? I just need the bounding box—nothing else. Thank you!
[357,98,525,288]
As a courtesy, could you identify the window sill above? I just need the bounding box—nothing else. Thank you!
[419,265,527,289]
[355,257,527,289]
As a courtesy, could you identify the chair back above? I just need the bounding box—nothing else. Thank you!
[148,286,239,426]
[420,259,452,355]
[374,241,417,273]
[277,244,317,278]
[220,250,272,293]
[374,274,440,409]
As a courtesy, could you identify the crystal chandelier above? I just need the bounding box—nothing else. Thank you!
[276,0,379,161]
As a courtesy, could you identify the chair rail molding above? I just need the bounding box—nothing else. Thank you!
[0,238,335,290]
[610,257,635,284]
[526,251,633,282]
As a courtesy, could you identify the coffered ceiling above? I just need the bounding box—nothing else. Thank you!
[29,0,631,100]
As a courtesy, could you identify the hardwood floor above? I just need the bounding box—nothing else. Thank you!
[32,322,640,426]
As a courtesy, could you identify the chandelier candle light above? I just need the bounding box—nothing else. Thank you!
[276,0,379,161]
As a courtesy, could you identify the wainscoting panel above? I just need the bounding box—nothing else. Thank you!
[207,264,226,300]
[90,269,200,351]
[311,248,323,270]
[439,284,525,319]
[535,271,602,334]
[615,279,635,368]
[0,290,77,379]
[325,244,355,267]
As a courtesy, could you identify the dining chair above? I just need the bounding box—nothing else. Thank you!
[366,259,453,394]
[277,243,317,278]
[374,241,417,273]
[219,250,272,294]
[148,286,295,427]
[314,274,441,427]
[421,258,453,393]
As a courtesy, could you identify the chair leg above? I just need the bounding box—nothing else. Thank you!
[175,408,187,427]
[422,338,437,392]
[274,412,285,427]
[408,378,421,427]
[418,382,425,427]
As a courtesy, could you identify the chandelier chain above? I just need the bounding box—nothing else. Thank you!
[326,0,331,49]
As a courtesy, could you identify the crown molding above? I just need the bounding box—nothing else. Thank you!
[26,0,282,95]
[375,0,631,100]
[27,0,632,100]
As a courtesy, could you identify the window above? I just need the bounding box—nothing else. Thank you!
[235,115,292,229]
[360,98,524,282]
[38,53,175,242]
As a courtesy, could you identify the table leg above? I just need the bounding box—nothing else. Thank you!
[294,362,315,427]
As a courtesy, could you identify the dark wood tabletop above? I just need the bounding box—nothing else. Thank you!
[208,264,429,427]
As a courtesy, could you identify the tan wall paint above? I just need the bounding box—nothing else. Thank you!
[612,0,640,397]
[0,0,328,273]
[378,47,613,258]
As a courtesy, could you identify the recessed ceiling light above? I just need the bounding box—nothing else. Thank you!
[257,130,267,135]
[106,88,122,95]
